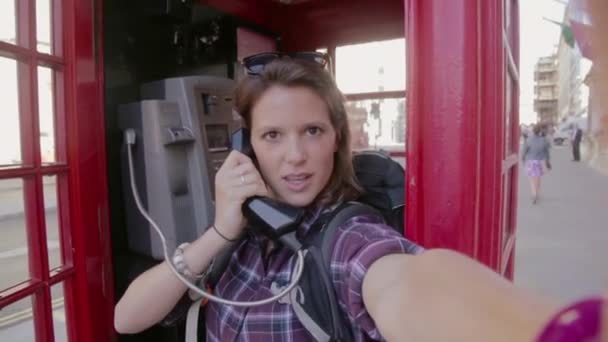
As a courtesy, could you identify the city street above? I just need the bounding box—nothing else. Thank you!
[515,144,608,303]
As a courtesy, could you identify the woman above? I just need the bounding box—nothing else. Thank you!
[115,55,594,341]
[522,123,552,204]
[115,55,424,340]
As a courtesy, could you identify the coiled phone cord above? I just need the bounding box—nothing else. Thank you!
[125,129,305,307]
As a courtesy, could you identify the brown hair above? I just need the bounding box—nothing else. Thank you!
[533,124,543,136]
[234,58,361,205]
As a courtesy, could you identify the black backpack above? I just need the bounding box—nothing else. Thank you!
[352,150,405,231]
[164,150,408,341]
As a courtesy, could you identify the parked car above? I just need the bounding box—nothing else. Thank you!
[552,116,588,146]
[553,126,571,146]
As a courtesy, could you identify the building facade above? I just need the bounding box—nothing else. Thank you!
[534,55,559,124]
[556,2,584,123]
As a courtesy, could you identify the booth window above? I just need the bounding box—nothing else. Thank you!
[334,39,406,166]
[0,0,73,341]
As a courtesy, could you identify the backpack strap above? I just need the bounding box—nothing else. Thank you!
[185,298,205,342]
[317,202,383,265]
[290,201,382,342]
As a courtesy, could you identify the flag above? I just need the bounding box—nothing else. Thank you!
[568,0,594,59]
[543,17,575,48]
[570,20,593,59]
[561,25,575,48]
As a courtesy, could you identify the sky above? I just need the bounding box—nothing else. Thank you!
[519,0,568,124]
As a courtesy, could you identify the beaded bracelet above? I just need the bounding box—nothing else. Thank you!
[172,243,206,280]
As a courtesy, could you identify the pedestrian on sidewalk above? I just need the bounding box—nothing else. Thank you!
[571,123,583,162]
[522,123,552,204]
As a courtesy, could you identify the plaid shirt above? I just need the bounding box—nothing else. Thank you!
[205,206,423,341]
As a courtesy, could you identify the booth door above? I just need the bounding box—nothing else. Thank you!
[0,0,114,341]
[500,0,521,278]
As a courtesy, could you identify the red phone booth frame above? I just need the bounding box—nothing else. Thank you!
[0,0,519,341]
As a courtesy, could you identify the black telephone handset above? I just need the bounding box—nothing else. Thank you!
[230,128,305,250]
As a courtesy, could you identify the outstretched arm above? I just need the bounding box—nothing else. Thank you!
[362,249,559,342]
[114,229,231,334]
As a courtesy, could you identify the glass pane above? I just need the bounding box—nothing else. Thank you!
[0,1,17,45]
[336,38,406,94]
[0,179,29,291]
[38,66,56,164]
[0,57,22,166]
[0,296,35,341]
[44,175,61,272]
[36,0,52,53]
[51,283,68,342]
[345,98,406,153]
[502,169,513,244]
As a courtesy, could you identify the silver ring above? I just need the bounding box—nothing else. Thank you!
[240,175,245,185]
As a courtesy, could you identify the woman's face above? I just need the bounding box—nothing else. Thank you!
[250,85,337,207]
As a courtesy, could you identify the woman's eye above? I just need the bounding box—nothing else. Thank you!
[307,127,322,135]
[263,131,279,140]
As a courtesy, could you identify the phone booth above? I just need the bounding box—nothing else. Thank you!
[0,0,519,341]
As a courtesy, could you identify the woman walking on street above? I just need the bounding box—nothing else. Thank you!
[522,123,552,204]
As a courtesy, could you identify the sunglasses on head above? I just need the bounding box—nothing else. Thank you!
[242,51,330,75]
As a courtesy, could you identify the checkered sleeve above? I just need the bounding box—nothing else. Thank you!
[330,215,423,340]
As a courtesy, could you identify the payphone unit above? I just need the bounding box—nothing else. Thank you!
[119,76,239,259]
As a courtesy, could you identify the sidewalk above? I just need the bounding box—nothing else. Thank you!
[0,180,57,221]
[514,145,608,304]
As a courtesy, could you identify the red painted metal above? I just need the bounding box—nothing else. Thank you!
[63,0,116,340]
[57,174,74,268]
[406,0,483,258]
[476,0,507,272]
[25,0,56,339]
[52,0,63,58]
[406,0,518,273]
[278,0,404,51]
[16,0,32,49]
[202,0,404,51]
[0,168,34,178]
[36,54,64,68]
[1,0,114,339]
[2,0,519,340]
[0,166,69,179]
[504,0,521,280]
[0,280,43,308]
[53,68,68,164]
[0,41,30,58]
[201,0,281,31]
[405,0,517,274]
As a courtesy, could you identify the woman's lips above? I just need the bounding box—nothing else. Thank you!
[283,174,312,192]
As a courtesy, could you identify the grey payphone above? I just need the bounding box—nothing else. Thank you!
[119,76,239,260]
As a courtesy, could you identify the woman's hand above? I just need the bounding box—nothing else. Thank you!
[213,150,270,239]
